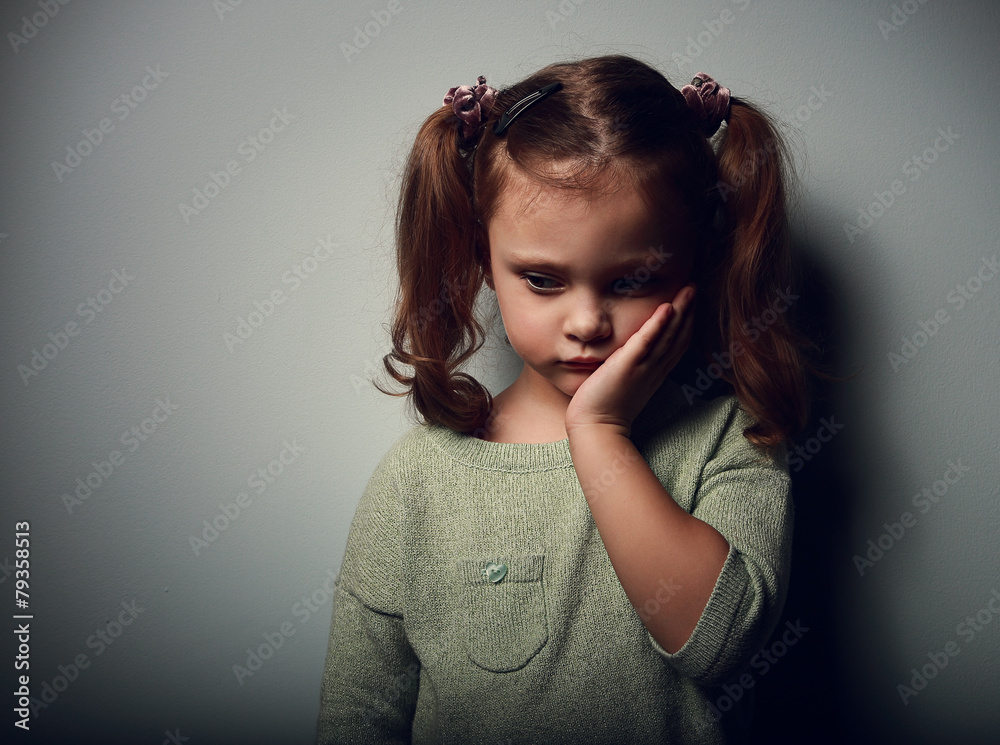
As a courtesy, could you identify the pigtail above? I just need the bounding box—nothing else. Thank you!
[710,100,816,452]
[375,107,493,434]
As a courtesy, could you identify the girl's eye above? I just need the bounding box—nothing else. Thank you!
[523,274,560,291]
[614,276,660,297]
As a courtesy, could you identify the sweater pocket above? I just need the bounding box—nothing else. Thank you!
[457,554,548,673]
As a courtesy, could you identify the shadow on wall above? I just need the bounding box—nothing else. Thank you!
[668,210,856,744]
[746,232,855,745]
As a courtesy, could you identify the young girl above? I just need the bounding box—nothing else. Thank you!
[317,55,819,744]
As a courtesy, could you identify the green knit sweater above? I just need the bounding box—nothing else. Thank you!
[316,380,793,744]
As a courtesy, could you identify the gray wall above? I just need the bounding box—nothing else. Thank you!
[2,1,998,743]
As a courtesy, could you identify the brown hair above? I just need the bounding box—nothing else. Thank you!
[378,54,824,452]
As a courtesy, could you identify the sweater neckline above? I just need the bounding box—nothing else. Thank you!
[427,425,573,472]
[425,378,688,473]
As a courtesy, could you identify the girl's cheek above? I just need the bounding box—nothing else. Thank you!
[619,302,667,344]
[625,305,659,335]
[511,319,542,341]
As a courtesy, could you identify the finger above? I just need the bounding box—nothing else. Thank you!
[673,297,696,355]
[654,287,692,345]
[670,285,696,335]
[631,303,674,363]
[647,287,696,365]
[671,284,697,316]
[669,285,697,335]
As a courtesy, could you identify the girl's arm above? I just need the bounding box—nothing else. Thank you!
[566,286,754,658]
[316,445,420,744]
[567,424,730,654]
[317,588,419,743]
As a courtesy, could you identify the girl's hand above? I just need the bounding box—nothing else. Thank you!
[565,284,696,438]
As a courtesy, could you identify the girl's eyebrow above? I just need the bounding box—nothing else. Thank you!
[504,251,670,273]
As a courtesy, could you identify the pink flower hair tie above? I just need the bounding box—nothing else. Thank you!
[680,72,731,137]
[443,75,499,144]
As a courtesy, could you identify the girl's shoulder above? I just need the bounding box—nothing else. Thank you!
[368,422,444,471]
[366,420,500,475]
[635,378,742,438]
[637,380,785,471]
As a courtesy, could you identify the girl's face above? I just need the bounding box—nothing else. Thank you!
[486,175,696,403]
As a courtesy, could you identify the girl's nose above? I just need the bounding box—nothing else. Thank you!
[564,295,611,343]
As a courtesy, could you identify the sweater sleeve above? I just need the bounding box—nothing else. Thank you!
[647,400,794,687]
[316,442,420,744]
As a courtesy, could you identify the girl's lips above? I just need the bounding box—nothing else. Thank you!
[560,359,603,368]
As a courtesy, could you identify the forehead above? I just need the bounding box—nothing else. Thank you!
[492,163,639,216]
[487,171,693,265]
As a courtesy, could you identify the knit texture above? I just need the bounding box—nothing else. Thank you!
[316,380,793,744]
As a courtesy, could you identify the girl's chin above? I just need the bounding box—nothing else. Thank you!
[553,374,590,398]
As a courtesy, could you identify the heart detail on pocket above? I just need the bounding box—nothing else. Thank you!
[482,562,508,584]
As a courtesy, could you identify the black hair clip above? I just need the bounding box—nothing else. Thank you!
[493,82,563,136]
